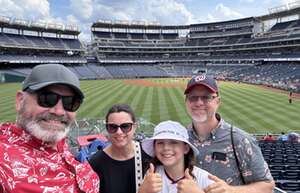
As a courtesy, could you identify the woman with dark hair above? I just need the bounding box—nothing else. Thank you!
[89,104,150,193]
[138,120,213,193]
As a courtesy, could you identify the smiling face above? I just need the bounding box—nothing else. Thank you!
[106,111,136,148]
[154,139,190,169]
[185,85,220,123]
[15,84,76,144]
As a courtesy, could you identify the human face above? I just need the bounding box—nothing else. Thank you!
[154,139,190,169]
[106,112,136,148]
[185,85,219,123]
[15,85,77,144]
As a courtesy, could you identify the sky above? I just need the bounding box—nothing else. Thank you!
[0,0,297,42]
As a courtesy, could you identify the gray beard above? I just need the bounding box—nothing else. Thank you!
[16,106,72,144]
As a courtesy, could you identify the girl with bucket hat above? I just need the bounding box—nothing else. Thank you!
[138,120,214,193]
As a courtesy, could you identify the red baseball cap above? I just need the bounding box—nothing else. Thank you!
[184,74,218,94]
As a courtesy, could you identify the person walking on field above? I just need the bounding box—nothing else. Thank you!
[289,91,293,104]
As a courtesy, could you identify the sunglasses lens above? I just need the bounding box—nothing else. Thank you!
[106,124,119,134]
[120,123,133,132]
[37,91,81,112]
[106,123,133,134]
[38,92,59,108]
[62,96,81,112]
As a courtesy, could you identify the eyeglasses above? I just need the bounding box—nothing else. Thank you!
[106,123,134,134]
[36,91,82,112]
[187,94,218,104]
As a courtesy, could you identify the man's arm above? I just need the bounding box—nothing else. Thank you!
[204,175,275,193]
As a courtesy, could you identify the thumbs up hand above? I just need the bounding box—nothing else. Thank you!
[204,175,233,193]
[147,163,156,174]
[177,168,205,193]
[138,163,162,193]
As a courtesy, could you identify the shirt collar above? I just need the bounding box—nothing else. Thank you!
[189,113,225,141]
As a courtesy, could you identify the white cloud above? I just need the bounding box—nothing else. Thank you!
[240,0,255,3]
[142,0,195,24]
[0,0,49,20]
[280,0,297,4]
[215,3,243,18]
[70,0,93,20]
[90,0,196,25]
[66,14,80,25]
[206,14,218,23]
[92,3,131,21]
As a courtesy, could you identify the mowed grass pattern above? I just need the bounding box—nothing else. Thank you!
[0,79,299,133]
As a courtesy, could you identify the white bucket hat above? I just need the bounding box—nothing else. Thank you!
[142,120,199,157]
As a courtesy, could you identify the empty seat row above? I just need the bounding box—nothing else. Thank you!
[275,180,300,191]
[265,158,300,165]
[271,170,300,180]
[263,154,299,159]
[269,164,300,171]
[261,146,300,151]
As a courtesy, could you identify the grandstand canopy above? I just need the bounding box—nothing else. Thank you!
[92,20,188,30]
[257,6,300,21]
[190,17,254,28]
[0,18,80,35]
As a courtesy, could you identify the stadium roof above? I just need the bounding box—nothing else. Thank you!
[257,7,300,21]
[92,3,300,30]
[91,20,187,29]
[0,16,80,35]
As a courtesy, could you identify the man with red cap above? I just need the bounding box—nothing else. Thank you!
[184,74,274,193]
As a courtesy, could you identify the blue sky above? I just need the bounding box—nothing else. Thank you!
[0,0,296,42]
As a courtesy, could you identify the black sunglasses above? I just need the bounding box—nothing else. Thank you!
[106,123,134,134]
[36,91,82,112]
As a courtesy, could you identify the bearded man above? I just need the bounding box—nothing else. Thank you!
[0,64,99,193]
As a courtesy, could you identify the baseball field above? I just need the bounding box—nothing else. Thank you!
[0,78,299,134]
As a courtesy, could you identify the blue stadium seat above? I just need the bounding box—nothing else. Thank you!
[271,158,285,165]
[271,170,283,180]
[285,158,298,165]
[269,164,286,171]
[281,170,299,181]
[280,181,300,191]
[76,139,110,162]
[272,154,285,159]
[286,165,300,170]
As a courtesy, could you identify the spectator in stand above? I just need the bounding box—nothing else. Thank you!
[184,74,274,193]
[288,132,300,142]
[262,133,276,142]
[89,104,151,193]
[135,130,147,142]
[0,64,99,193]
[277,132,288,142]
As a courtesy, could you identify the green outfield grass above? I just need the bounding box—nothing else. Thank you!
[0,79,299,134]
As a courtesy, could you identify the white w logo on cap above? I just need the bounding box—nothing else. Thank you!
[195,74,206,82]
